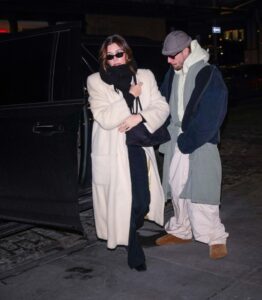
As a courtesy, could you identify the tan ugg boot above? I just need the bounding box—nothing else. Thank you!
[209,244,228,259]
[155,234,192,246]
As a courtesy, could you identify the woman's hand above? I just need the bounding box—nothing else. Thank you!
[118,114,143,133]
[129,82,143,98]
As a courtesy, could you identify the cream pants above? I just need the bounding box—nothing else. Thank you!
[165,146,229,245]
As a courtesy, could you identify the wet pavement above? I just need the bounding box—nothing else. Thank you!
[0,100,261,299]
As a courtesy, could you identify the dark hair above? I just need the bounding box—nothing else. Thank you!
[99,34,136,73]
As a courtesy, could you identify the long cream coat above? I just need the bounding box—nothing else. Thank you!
[87,69,170,249]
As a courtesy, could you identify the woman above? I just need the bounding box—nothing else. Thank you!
[86,34,169,271]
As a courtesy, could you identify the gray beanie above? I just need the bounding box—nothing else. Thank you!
[162,30,192,56]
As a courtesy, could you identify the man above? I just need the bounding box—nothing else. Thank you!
[156,30,229,259]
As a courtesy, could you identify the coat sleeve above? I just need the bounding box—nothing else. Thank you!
[177,67,228,154]
[87,73,131,130]
[139,70,170,133]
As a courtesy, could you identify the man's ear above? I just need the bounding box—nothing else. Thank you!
[183,47,190,57]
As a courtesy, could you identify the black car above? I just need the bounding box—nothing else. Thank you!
[221,64,262,102]
[0,23,94,233]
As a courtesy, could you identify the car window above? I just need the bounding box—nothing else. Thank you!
[0,26,83,106]
[0,34,53,105]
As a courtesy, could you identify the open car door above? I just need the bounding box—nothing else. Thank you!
[0,23,87,232]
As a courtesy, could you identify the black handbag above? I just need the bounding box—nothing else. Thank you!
[126,76,170,147]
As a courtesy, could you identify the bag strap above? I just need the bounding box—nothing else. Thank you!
[131,75,142,114]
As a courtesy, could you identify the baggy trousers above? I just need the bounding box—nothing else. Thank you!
[166,145,229,245]
[127,145,150,268]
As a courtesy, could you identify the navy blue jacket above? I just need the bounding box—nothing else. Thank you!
[160,65,228,154]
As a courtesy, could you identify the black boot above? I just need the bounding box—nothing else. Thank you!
[134,262,147,272]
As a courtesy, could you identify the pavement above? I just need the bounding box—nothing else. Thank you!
[0,175,261,299]
[0,102,262,300]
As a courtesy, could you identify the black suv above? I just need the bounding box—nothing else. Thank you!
[0,23,94,233]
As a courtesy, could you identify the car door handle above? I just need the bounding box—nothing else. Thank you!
[32,122,64,136]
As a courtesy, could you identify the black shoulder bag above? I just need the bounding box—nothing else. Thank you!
[125,75,170,147]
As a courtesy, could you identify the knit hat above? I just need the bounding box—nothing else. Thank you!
[162,30,192,56]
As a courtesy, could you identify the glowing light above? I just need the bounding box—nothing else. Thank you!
[0,28,8,33]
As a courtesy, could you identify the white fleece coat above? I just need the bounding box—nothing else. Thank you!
[87,69,169,249]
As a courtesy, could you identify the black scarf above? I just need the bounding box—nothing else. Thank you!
[99,63,137,109]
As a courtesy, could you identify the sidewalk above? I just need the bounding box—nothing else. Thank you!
[0,174,261,300]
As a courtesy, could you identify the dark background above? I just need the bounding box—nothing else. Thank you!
[0,0,261,66]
